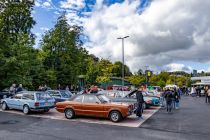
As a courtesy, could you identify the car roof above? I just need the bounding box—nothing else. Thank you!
[17,91,45,94]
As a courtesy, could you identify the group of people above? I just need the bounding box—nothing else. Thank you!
[162,88,181,113]
[190,86,210,103]
[9,83,24,95]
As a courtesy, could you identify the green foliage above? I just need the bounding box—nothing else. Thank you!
[0,0,37,89]
[112,61,132,77]
[0,1,191,90]
[40,14,86,88]
[127,75,145,86]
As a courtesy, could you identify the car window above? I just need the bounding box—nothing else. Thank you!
[60,91,70,98]
[97,95,110,103]
[53,92,61,97]
[47,91,53,96]
[14,94,22,99]
[73,95,84,102]
[83,95,100,103]
[36,92,52,100]
[22,94,34,100]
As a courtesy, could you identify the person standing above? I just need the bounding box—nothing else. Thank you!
[205,86,208,103]
[160,88,165,107]
[9,84,16,95]
[174,88,180,109]
[165,89,173,113]
[207,86,210,103]
[136,85,145,119]
[16,84,23,93]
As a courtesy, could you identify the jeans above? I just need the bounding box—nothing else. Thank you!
[172,99,176,109]
[160,97,165,107]
[175,101,179,109]
[166,101,172,112]
[208,96,210,102]
[136,103,143,117]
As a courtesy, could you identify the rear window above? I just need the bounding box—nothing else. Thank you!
[36,92,52,100]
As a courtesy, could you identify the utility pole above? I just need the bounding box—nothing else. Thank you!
[145,66,149,88]
[117,36,129,89]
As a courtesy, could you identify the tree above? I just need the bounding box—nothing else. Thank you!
[0,0,37,89]
[137,69,143,76]
[112,61,132,77]
[40,14,86,88]
[127,75,145,86]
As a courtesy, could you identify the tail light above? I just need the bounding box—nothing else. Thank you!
[34,102,39,107]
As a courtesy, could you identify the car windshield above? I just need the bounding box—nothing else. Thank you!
[60,91,71,98]
[98,95,111,103]
[36,92,52,100]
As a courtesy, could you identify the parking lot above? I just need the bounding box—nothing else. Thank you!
[0,96,210,140]
[0,106,160,128]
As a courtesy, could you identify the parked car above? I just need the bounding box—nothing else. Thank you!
[1,91,55,114]
[0,88,12,99]
[100,90,152,109]
[55,94,135,122]
[46,90,73,103]
[142,92,160,106]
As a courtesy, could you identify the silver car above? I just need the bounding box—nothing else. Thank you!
[1,91,55,114]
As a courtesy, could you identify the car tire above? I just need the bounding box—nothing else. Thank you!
[23,105,30,115]
[109,111,122,122]
[65,108,75,119]
[2,102,8,110]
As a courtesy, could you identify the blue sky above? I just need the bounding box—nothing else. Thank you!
[32,0,210,73]
[32,0,151,47]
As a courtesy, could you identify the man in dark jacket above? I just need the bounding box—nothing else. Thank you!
[136,85,145,119]
[164,89,173,112]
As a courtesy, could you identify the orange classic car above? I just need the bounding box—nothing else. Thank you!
[55,94,134,122]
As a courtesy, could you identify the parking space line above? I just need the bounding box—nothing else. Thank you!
[0,107,160,128]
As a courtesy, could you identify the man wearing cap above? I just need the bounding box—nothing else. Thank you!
[136,85,145,119]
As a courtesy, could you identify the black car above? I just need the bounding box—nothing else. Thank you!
[46,90,73,103]
[0,88,13,99]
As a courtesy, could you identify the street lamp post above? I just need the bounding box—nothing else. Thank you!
[145,66,149,88]
[117,36,129,89]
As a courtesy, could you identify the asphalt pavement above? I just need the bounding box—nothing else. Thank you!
[0,96,210,140]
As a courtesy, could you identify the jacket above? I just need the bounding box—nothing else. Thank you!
[136,91,144,103]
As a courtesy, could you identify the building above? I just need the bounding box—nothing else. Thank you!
[99,77,131,90]
[191,76,210,86]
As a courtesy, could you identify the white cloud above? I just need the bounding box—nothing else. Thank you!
[35,0,53,9]
[165,63,192,73]
[43,2,51,8]
[60,0,85,10]
[40,27,49,31]
[78,0,210,73]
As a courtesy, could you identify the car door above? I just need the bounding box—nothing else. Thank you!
[82,95,104,117]
[72,95,84,115]
[9,94,22,109]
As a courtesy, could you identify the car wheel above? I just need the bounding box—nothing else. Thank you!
[65,108,75,119]
[3,95,7,99]
[2,102,8,110]
[23,105,30,115]
[109,111,122,122]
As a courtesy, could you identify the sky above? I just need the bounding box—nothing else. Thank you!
[32,0,210,73]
